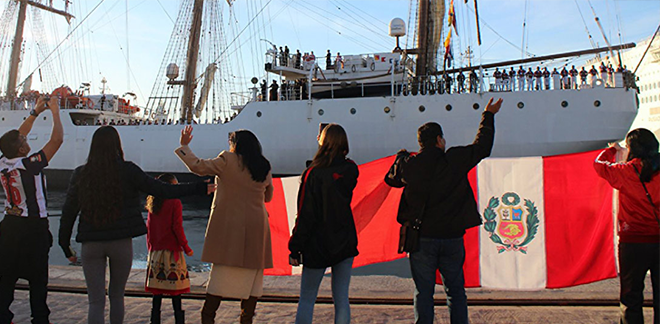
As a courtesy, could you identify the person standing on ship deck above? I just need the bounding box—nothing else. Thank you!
[175,127,274,324]
[560,67,569,89]
[296,50,302,69]
[579,67,588,88]
[589,65,598,87]
[599,62,609,86]
[457,71,465,93]
[534,67,542,91]
[493,68,502,91]
[569,65,579,89]
[269,81,279,102]
[542,67,550,90]
[0,95,62,324]
[326,50,332,70]
[500,69,509,92]
[284,46,290,67]
[508,68,516,91]
[525,68,534,91]
[517,66,525,91]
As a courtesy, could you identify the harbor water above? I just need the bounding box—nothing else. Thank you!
[0,190,411,277]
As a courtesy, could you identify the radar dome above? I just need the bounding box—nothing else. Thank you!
[389,18,406,37]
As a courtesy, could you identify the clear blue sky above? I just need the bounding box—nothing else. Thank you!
[4,0,659,106]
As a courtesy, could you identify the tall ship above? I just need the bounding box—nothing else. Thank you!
[0,0,641,184]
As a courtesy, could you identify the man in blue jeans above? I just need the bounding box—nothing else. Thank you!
[386,98,502,324]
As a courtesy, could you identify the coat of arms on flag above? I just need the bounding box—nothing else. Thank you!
[483,192,539,254]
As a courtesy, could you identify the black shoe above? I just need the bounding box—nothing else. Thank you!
[174,310,185,324]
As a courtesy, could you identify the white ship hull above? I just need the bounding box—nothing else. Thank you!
[0,87,637,177]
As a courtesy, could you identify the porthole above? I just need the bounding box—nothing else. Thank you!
[445,104,452,111]
[472,103,479,110]
[418,105,426,112]
[1,118,4,121]
[561,100,568,108]
[384,107,391,114]
[256,111,262,117]
[350,108,356,115]
[43,116,47,120]
[517,102,524,109]
[318,109,324,116]
[594,100,601,107]
[23,117,26,120]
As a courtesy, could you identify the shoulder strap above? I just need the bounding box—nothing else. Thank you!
[632,164,660,228]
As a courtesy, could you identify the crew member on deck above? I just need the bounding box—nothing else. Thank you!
[560,67,569,90]
[517,66,525,92]
[509,68,516,91]
[600,62,609,86]
[260,80,267,101]
[335,52,343,70]
[525,68,534,91]
[551,68,560,90]
[501,69,509,92]
[269,80,279,101]
[589,65,598,87]
[569,65,579,89]
[542,67,550,90]
[326,50,332,70]
[493,68,502,91]
[469,70,477,93]
[295,50,302,69]
[457,70,465,93]
[579,67,588,88]
[534,67,542,91]
[284,46,290,66]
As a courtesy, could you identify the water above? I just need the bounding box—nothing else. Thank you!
[1,190,411,277]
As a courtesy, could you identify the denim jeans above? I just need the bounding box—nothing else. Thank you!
[295,257,354,324]
[409,237,468,324]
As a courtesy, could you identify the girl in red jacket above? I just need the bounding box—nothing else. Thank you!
[594,128,659,324]
[145,173,194,324]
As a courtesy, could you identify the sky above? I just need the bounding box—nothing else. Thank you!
[2,0,659,106]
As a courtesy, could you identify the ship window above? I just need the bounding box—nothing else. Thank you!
[350,108,357,115]
[517,102,524,109]
[384,107,391,114]
[318,109,324,116]
[594,100,601,107]
[561,101,569,108]
[43,116,47,120]
[419,105,426,112]
[256,111,262,117]
[1,118,4,121]
[473,103,479,110]
[23,117,26,120]
[445,104,452,111]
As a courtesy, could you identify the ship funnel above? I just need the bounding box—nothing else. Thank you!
[166,63,180,81]
[389,18,406,37]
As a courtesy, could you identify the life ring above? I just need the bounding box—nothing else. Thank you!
[370,62,375,71]
[86,100,94,109]
[351,65,356,73]
[151,112,156,119]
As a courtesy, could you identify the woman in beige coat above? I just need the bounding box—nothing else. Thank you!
[175,126,274,324]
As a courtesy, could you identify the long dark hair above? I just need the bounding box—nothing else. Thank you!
[229,130,270,182]
[78,126,125,227]
[308,123,349,170]
[626,128,660,182]
[145,173,177,214]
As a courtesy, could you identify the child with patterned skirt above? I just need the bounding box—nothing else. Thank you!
[145,174,193,324]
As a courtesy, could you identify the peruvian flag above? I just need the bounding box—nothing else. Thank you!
[264,150,617,289]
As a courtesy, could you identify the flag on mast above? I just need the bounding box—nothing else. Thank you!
[448,0,459,35]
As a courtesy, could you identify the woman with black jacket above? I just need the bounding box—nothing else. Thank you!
[288,124,359,324]
[58,126,213,324]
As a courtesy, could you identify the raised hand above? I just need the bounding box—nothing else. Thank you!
[180,125,194,145]
[186,250,194,257]
[485,97,503,114]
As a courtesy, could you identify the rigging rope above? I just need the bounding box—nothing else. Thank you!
[18,0,107,91]
[574,0,597,49]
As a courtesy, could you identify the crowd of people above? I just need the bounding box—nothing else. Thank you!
[0,93,657,324]
[488,62,630,92]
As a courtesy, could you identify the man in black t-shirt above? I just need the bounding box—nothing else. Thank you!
[0,95,63,324]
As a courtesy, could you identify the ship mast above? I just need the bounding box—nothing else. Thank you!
[415,0,430,79]
[6,0,73,109]
[181,0,204,123]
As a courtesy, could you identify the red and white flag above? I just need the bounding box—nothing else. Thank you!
[264,150,617,289]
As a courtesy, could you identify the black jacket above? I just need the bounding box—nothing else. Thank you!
[288,158,359,268]
[385,111,495,238]
[59,161,206,258]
